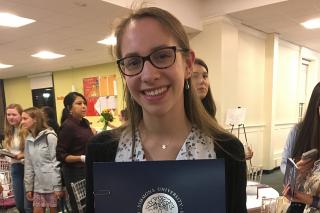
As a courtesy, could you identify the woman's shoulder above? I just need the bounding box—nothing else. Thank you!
[91,129,120,144]
[87,129,121,162]
[214,132,245,158]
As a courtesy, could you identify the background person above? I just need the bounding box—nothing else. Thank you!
[281,82,320,212]
[119,108,128,124]
[56,92,93,213]
[192,58,253,160]
[22,107,62,213]
[3,104,32,213]
[192,58,217,119]
[41,106,59,134]
[86,7,247,213]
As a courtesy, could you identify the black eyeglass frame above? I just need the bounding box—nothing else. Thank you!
[116,46,189,77]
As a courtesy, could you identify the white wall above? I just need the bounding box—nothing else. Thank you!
[191,16,320,170]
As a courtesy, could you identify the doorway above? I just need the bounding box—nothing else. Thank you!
[32,87,56,109]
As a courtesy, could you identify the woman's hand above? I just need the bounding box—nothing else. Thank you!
[14,152,24,160]
[294,191,313,205]
[245,146,253,160]
[26,191,33,201]
[296,158,314,175]
[54,191,64,199]
[283,184,313,205]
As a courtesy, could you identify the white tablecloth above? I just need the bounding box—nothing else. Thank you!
[246,181,279,210]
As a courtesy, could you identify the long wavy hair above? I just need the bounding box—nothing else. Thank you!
[292,82,320,159]
[3,104,26,151]
[113,7,239,160]
[23,107,48,137]
[194,58,217,119]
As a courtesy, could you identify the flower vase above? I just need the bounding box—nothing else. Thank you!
[102,122,108,131]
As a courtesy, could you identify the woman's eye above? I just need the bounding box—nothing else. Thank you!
[125,58,141,68]
[154,52,171,61]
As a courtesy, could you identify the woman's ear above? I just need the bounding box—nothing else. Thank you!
[185,50,195,79]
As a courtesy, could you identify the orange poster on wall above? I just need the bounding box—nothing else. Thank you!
[99,75,116,96]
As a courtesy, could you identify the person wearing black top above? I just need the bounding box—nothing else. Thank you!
[56,92,94,213]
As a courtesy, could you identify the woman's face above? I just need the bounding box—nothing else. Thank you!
[70,96,87,119]
[120,18,194,117]
[20,112,35,130]
[192,64,209,100]
[6,108,21,127]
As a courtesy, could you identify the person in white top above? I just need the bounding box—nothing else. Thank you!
[3,104,32,213]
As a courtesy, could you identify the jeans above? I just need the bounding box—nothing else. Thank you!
[62,165,85,213]
[11,163,32,213]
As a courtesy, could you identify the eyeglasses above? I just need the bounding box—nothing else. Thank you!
[192,71,208,79]
[116,46,189,76]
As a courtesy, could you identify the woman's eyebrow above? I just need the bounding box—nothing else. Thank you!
[122,44,171,58]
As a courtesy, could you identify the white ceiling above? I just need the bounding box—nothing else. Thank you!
[228,0,320,53]
[0,0,319,79]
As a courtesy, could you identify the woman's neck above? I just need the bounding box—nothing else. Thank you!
[140,114,190,136]
[72,114,83,121]
[139,109,192,159]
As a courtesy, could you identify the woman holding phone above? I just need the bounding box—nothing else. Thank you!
[282,82,320,212]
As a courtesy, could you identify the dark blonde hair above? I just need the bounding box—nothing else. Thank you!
[114,7,230,138]
[23,107,48,137]
[3,104,26,151]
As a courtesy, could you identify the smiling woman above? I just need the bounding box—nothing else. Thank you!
[86,7,247,213]
[3,104,32,213]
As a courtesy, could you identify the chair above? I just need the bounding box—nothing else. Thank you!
[0,159,15,209]
[261,197,277,213]
[0,159,9,172]
[247,165,263,183]
[70,179,86,213]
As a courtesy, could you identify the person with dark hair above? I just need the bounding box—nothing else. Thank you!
[282,82,320,212]
[192,58,253,160]
[41,106,59,134]
[56,92,93,213]
[22,107,62,213]
[192,58,217,119]
[85,7,247,213]
[3,104,32,213]
[119,108,128,124]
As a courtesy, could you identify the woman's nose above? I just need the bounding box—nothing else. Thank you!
[140,61,160,83]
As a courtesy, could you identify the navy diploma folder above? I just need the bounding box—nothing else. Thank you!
[93,159,225,213]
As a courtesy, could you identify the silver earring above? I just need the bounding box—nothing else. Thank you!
[184,80,190,90]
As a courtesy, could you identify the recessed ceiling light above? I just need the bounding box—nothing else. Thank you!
[0,63,13,69]
[0,12,35,28]
[301,18,320,29]
[31,51,65,59]
[97,35,117,46]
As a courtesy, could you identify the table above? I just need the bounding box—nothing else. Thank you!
[247,181,279,212]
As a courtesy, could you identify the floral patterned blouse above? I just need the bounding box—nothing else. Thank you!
[303,160,320,213]
[115,126,216,162]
